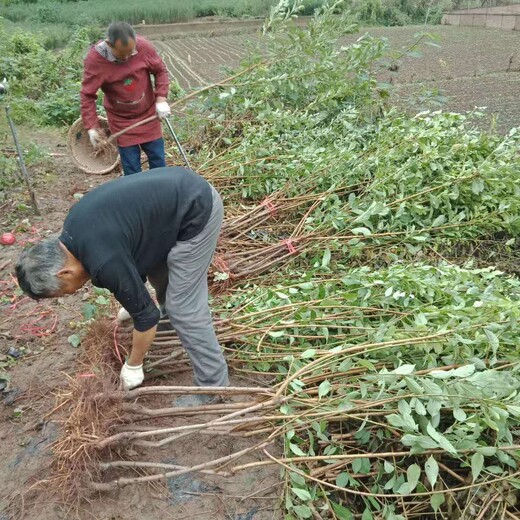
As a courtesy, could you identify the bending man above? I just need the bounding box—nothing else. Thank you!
[16,167,228,390]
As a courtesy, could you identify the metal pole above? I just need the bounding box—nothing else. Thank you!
[5,106,40,215]
[163,116,191,169]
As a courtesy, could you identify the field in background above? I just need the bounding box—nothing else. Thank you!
[0,0,479,49]
[155,24,520,134]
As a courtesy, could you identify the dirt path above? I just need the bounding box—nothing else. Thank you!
[0,129,282,520]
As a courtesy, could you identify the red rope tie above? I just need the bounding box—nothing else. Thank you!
[77,373,96,379]
[213,255,231,273]
[281,238,298,255]
[113,323,123,366]
[260,198,277,216]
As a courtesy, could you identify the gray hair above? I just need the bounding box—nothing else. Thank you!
[15,238,66,299]
[107,22,136,46]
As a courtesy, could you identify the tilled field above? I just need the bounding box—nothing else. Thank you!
[154,24,520,133]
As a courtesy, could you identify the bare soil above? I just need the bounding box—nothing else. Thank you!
[154,24,520,133]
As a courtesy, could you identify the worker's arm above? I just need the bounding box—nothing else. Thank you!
[94,256,161,389]
[119,324,157,390]
[80,50,104,130]
[128,325,157,366]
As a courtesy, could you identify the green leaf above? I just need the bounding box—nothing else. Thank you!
[431,215,445,227]
[293,505,312,519]
[318,380,332,398]
[415,400,427,416]
[453,408,467,422]
[398,400,412,416]
[452,365,475,378]
[268,330,285,338]
[322,247,331,267]
[429,370,452,379]
[414,313,427,326]
[431,493,445,512]
[485,465,504,475]
[336,472,349,487]
[393,364,415,375]
[290,471,307,487]
[425,456,439,488]
[82,302,97,320]
[471,453,484,481]
[471,179,484,194]
[426,422,457,455]
[476,447,497,457]
[331,502,354,520]
[485,329,499,350]
[292,487,312,501]
[352,458,363,473]
[407,464,421,491]
[384,461,395,474]
[289,443,306,456]
[384,475,396,490]
[396,482,412,495]
[67,334,81,348]
[402,434,439,450]
[362,508,373,520]
[351,227,371,236]
[301,349,316,359]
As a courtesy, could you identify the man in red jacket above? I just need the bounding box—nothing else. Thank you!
[81,22,171,176]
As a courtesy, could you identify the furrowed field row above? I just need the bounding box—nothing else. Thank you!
[154,26,520,133]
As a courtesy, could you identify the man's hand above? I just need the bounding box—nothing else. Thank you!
[120,361,144,390]
[87,128,106,150]
[155,97,171,120]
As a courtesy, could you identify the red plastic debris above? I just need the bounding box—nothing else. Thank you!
[1,233,16,245]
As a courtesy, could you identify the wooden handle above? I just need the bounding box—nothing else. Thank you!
[107,114,159,143]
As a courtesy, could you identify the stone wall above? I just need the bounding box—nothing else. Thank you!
[442,4,520,30]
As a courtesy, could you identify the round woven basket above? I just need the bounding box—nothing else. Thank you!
[67,117,120,175]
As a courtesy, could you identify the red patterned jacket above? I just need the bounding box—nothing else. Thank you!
[80,36,169,147]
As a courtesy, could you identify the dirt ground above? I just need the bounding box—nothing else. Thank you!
[154,24,520,134]
[0,128,282,520]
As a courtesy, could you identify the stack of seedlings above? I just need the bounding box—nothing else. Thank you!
[54,263,520,518]
[47,1,520,518]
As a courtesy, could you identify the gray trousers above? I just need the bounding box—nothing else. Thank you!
[148,187,229,387]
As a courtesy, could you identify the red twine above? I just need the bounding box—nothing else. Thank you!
[213,255,231,274]
[260,198,277,216]
[113,323,123,366]
[281,239,298,255]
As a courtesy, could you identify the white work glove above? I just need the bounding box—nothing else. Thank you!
[87,128,104,150]
[120,361,144,390]
[117,307,132,324]
[156,101,171,120]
